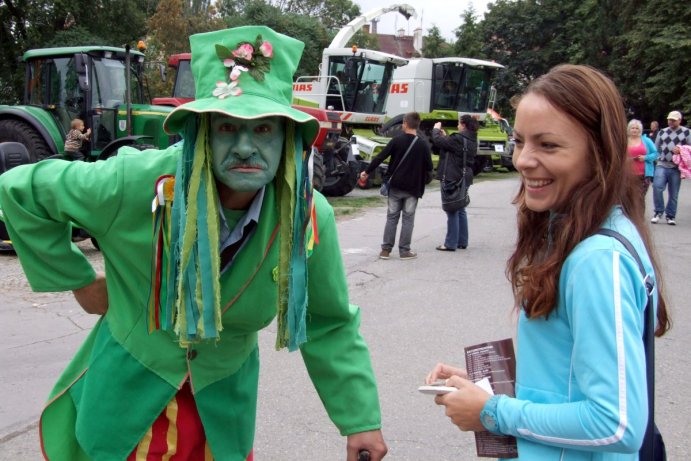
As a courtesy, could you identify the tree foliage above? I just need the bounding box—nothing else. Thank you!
[1,0,689,123]
[223,1,331,77]
[420,26,450,58]
[454,6,483,58]
[480,0,690,122]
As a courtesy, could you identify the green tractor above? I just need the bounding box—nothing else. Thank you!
[0,45,173,162]
[0,45,174,250]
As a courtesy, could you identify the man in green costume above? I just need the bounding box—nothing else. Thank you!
[0,26,387,460]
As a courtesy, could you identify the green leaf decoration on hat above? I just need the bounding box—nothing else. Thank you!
[213,34,273,99]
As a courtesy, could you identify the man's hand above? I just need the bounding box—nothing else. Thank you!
[73,272,108,315]
[346,430,387,461]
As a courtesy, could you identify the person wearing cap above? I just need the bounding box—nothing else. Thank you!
[651,110,690,225]
[0,26,387,461]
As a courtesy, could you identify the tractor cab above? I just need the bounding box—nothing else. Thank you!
[24,47,147,153]
[0,46,172,162]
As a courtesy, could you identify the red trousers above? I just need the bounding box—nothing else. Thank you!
[127,382,253,461]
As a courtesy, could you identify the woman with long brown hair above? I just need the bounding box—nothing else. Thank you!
[425,64,670,459]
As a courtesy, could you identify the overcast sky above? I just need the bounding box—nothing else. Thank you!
[352,0,491,41]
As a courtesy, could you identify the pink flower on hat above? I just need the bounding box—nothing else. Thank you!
[259,41,273,58]
[232,43,254,60]
[213,34,274,98]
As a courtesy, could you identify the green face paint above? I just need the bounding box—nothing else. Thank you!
[210,114,285,192]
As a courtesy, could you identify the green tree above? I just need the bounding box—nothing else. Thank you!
[454,5,483,58]
[613,0,691,121]
[223,1,330,77]
[0,0,153,104]
[479,0,577,116]
[421,25,452,58]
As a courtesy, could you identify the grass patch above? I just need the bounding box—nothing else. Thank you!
[326,195,386,218]
[475,169,519,182]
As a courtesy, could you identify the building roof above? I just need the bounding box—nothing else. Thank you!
[376,34,418,58]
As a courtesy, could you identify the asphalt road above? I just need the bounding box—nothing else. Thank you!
[1,175,689,460]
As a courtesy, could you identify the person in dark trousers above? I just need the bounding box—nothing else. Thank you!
[360,112,433,260]
[646,120,660,143]
[431,114,478,251]
[651,110,690,225]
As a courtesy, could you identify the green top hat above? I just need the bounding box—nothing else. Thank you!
[164,25,318,145]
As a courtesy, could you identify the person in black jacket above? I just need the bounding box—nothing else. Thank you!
[431,114,478,251]
[360,112,433,260]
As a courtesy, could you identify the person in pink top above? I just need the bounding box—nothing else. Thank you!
[627,119,657,201]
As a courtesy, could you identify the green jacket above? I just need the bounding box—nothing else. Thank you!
[0,144,381,461]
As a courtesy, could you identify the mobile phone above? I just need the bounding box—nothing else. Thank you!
[417,385,457,395]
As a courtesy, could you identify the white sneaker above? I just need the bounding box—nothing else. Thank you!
[667,218,676,226]
[650,214,661,224]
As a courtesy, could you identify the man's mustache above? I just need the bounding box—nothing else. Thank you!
[223,159,267,170]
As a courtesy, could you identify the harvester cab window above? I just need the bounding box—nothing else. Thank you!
[432,64,462,110]
[461,67,494,113]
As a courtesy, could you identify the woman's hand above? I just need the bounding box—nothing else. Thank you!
[434,376,491,432]
[434,122,442,130]
[425,363,467,384]
[73,272,108,315]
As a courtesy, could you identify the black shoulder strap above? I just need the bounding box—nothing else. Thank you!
[388,136,418,181]
[596,228,657,459]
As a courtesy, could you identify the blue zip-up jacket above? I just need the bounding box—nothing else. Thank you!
[640,136,658,178]
[490,207,656,460]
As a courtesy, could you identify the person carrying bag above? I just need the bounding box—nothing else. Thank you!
[359,112,434,260]
[440,138,470,211]
[379,136,418,196]
[431,115,478,251]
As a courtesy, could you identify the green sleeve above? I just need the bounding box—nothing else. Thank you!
[0,157,125,291]
[299,192,382,435]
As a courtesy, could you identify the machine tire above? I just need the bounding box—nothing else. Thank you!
[381,121,403,138]
[472,156,491,176]
[311,149,325,192]
[100,143,157,161]
[0,119,52,162]
[322,157,358,197]
[0,221,10,241]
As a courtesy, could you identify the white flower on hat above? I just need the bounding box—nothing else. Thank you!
[213,80,242,99]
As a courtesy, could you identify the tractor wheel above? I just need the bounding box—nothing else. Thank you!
[311,149,325,192]
[0,221,10,241]
[321,157,358,197]
[99,143,157,161]
[472,156,491,176]
[0,119,52,162]
[381,121,403,138]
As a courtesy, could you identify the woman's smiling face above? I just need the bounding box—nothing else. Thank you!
[512,93,591,213]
